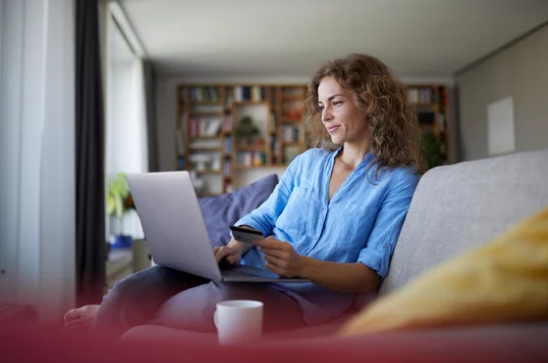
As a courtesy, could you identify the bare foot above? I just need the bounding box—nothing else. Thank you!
[64,305,100,331]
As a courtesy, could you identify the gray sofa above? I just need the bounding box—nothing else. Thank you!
[122,150,548,359]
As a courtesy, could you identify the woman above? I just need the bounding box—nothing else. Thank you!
[65,53,421,337]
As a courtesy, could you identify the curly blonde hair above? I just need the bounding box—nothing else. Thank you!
[305,53,420,177]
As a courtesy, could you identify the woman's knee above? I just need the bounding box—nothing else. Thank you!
[215,283,262,301]
[106,265,171,301]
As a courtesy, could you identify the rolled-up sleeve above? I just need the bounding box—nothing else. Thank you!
[357,171,419,277]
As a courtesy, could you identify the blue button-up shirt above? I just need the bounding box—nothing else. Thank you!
[235,147,419,324]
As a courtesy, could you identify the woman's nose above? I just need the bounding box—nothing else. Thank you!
[321,106,333,122]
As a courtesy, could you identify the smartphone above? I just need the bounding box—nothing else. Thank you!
[229,225,264,244]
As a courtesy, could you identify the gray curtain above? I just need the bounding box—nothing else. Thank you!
[144,61,159,172]
[75,0,106,306]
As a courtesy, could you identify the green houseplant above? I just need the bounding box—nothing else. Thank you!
[234,116,261,145]
[420,131,442,173]
[107,173,133,248]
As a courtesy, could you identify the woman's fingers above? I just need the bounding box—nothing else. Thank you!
[259,248,286,259]
[264,254,285,269]
[215,246,238,263]
[226,255,240,265]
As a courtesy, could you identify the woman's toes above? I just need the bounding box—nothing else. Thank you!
[64,308,83,322]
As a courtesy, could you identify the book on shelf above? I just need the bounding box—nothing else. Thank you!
[269,111,277,130]
[251,86,265,102]
[177,156,186,170]
[188,117,222,137]
[222,114,233,131]
[270,134,278,152]
[407,87,436,105]
[282,125,301,142]
[233,86,266,102]
[236,151,266,167]
[223,159,231,177]
[438,113,446,132]
[189,86,220,102]
[224,136,232,153]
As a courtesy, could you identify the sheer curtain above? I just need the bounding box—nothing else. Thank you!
[105,17,148,239]
[1,0,76,319]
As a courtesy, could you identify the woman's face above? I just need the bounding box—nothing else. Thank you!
[317,76,369,146]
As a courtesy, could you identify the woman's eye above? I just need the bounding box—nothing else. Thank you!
[318,105,324,110]
[333,101,343,106]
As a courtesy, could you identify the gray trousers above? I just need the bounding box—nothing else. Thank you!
[93,265,306,339]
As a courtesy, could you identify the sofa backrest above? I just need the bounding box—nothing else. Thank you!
[380,149,548,296]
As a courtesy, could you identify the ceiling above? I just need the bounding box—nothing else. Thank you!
[118,0,548,78]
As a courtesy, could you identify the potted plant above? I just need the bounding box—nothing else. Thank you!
[234,116,262,145]
[107,173,134,249]
[420,131,442,173]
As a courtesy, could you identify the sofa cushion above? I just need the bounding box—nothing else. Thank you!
[381,149,548,295]
[340,207,548,335]
[198,174,278,248]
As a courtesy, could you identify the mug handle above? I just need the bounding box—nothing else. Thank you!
[214,310,219,329]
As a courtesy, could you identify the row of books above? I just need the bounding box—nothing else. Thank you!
[233,86,266,102]
[188,117,222,138]
[407,87,437,105]
[188,87,220,102]
[236,151,267,167]
[281,125,301,142]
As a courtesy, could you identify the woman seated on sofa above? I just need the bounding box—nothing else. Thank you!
[65,53,421,337]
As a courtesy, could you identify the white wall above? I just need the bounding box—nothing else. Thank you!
[457,24,548,161]
[0,0,75,321]
[155,74,456,185]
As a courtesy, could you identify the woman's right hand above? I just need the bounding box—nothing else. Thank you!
[213,245,241,266]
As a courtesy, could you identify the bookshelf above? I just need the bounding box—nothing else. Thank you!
[406,84,451,170]
[175,83,450,196]
[175,84,308,197]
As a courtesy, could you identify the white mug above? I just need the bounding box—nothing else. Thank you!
[214,300,264,345]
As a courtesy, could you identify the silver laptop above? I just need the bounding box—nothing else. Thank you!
[126,171,309,283]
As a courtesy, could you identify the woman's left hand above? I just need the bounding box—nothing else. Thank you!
[254,237,304,277]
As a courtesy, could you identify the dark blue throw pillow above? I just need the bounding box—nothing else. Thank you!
[198,174,278,248]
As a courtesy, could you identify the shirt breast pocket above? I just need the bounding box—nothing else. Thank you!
[276,185,313,235]
[332,204,381,256]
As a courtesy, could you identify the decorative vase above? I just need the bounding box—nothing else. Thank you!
[111,234,133,249]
